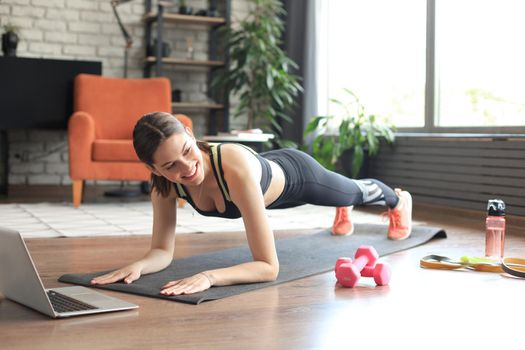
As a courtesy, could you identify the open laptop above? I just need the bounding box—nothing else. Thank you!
[0,227,138,318]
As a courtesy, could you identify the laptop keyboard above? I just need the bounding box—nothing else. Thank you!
[47,290,98,313]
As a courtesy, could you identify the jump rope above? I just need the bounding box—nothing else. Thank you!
[420,255,525,278]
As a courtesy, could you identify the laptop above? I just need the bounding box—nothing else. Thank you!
[0,227,138,318]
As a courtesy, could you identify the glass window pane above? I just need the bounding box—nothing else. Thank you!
[436,0,525,127]
[325,0,426,128]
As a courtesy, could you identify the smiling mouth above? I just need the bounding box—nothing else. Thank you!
[182,163,198,179]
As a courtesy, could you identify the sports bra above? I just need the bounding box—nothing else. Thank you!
[173,143,272,219]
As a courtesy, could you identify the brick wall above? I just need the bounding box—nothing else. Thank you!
[1,0,249,186]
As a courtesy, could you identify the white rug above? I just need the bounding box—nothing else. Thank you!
[0,202,393,238]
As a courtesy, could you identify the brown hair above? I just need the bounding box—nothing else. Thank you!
[133,112,210,197]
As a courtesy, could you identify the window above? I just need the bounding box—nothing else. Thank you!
[321,0,426,128]
[319,0,525,133]
[436,0,525,128]
[320,0,426,126]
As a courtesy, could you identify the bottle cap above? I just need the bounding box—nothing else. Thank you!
[487,199,505,216]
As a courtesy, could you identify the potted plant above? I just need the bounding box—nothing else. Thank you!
[214,0,302,144]
[304,89,396,178]
[2,24,20,57]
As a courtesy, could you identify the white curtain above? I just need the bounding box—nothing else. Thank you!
[302,0,328,133]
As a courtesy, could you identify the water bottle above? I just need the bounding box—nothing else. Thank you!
[485,199,506,259]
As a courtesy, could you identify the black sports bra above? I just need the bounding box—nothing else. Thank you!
[173,143,272,219]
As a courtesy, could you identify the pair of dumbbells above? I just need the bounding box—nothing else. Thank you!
[335,246,391,288]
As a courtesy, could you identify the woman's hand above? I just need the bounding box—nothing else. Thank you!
[160,272,214,296]
[90,262,144,285]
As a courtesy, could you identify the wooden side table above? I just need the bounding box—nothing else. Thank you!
[202,133,274,152]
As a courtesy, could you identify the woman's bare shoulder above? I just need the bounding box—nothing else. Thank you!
[219,143,257,171]
[219,142,250,155]
[150,184,179,203]
[218,145,262,195]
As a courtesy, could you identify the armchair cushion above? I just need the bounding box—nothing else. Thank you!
[92,140,137,162]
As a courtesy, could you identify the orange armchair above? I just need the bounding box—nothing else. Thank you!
[68,74,192,208]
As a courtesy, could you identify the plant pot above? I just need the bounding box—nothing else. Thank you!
[338,149,369,179]
[2,31,19,57]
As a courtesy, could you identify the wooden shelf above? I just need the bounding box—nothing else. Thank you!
[145,57,224,67]
[173,102,224,110]
[143,0,230,135]
[143,12,226,25]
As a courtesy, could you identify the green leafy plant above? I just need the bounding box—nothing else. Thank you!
[215,0,302,137]
[3,23,19,34]
[304,89,396,178]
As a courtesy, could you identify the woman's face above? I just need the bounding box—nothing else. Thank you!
[149,129,205,186]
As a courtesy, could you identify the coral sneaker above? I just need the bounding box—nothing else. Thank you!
[331,206,354,236]
[387,189,412,240]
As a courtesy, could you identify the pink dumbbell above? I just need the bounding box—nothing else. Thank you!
[362,263,391,286]
[335,246,391,287]
[334,257,352,276]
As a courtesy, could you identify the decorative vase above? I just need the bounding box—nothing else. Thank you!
[1,31,19,57]
[147,40,171,57]
[179,5,193,15]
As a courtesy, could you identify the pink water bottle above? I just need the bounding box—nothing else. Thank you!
[485,199,506,259]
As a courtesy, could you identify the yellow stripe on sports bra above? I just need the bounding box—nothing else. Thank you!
[238,143,257,155]
[210,143,232,202]
[175,183,186,198]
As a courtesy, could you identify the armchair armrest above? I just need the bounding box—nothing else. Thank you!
[68,111,96,180]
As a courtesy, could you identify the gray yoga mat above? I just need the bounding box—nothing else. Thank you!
[59,224,446,304]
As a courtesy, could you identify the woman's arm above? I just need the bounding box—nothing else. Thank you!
[210,159,279,284]
[195,167,279,286]
[160,145,279,295]
[91,189,177,285]
[141,189,177,272]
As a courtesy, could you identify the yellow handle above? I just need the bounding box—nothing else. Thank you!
[421,255,525,278]
[420,255,502,273]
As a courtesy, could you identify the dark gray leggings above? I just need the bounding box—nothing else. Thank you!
[262,149,399,210]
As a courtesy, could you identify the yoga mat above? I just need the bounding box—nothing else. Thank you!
[59,224,446,304]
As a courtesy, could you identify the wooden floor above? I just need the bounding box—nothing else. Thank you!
[0,184,150,204]
[1,203,525,349]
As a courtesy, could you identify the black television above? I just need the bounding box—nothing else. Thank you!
[0,57,102,129]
